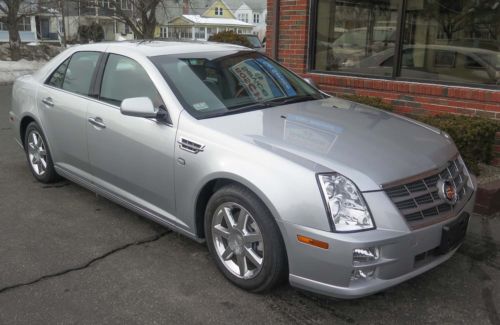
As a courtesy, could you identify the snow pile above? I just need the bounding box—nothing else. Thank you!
[0,43,63,61]
[0,59,47,84]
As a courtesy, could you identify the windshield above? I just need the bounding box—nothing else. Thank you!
[150,51,324,119]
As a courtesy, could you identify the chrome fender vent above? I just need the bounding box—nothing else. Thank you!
[177,137,205,154]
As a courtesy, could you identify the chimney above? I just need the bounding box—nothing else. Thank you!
[183,0,189,14]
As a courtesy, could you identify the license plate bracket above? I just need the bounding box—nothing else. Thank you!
[436,212,469,255]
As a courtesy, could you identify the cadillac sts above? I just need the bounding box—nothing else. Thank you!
[9,41,476,298]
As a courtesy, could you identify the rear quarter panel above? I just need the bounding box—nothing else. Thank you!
[11,75,41,145]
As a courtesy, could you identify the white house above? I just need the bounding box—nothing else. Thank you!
[224,0,267,40]
[163,0,254,41]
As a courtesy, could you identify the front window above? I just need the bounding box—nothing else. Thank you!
[17,17,31,32]
[169,26,192,39]
[121,0,130,10]
[254,13,260,24]
[100,54,163,107]
[150,51,325,119]
[195,27,205,39]
[238,13,249,23]
[311,0,500,87]
[160,26,167,38]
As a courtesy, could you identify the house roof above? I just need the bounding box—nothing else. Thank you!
[174,14,254,26]
[223,0,266,13]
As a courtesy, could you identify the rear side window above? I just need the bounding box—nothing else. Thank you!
[61,52,101,96]
[99,54,163,107]
[46,57,70,88]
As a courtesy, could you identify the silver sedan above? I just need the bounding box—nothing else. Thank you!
[9,41,476,299]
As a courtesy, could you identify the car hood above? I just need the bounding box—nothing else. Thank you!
[200,97,457,191]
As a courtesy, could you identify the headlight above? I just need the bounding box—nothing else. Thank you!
[458,155,475,190]
[317,173,375,232]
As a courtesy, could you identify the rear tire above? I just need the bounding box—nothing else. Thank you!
[205,184,288,292]
[24,122,59,183]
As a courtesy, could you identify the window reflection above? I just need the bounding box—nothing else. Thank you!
[312,0,500,86]
[401,0,500,85]
[314,0,399,76]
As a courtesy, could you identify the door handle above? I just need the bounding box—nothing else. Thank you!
[88,117,106,129]
[41,97,54,107]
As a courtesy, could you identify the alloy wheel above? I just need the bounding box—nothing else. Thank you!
[211,202,264,279]
[27,130,48,176]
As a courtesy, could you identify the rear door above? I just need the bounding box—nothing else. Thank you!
[37,51,102,177]
[86,53,179,222]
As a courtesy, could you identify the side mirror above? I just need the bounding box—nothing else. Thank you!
[120,97,157,118]
[303,77,318,89]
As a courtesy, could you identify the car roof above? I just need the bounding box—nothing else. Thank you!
[71,40,250,57]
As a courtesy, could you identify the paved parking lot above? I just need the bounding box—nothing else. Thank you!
[1,84,500,324]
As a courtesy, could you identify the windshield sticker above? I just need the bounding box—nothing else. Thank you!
[193,102,210,111]
[256,58,297,97]
[230,60,283,101]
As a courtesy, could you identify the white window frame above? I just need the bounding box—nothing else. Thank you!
[253,13,260,23]
[17,16,31,31]
[121,0,131,10]
[160,26,167,38]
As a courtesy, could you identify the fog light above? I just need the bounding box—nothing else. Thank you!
[353,247,379,265]
[351,267,376,281]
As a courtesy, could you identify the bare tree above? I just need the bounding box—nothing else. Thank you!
[0,0,37,60]
[76,0,166,39]
[113,0,163,39]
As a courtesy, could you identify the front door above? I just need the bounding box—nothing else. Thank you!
[86,54,178,223]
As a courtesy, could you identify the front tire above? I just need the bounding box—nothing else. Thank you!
[24,122,59,183]
[205,184,287,292]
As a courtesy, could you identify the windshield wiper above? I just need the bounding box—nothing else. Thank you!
[263,94,319,106]
[205,95,321,119]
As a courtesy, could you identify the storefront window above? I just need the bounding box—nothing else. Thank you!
[401,0,500,85]
[311,0,500,87]
[313,0,399,76]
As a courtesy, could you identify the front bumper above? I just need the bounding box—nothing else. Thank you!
[281,184,476,299]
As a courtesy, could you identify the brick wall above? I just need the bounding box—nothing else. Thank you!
[266,0,500,166]
[305,74,500,120]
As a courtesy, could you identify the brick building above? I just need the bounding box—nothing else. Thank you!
[265,0,500,119]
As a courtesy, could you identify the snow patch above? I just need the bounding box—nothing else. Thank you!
[0,59,47,84]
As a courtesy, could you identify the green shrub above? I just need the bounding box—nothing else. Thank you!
[339,94,499,174]
[340,94,394,112]
[416,114,499,174]
[208,31,251,47]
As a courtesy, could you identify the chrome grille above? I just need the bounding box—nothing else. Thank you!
[384,157,473,229]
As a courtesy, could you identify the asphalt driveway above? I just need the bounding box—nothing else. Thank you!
[1,84,500,324]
